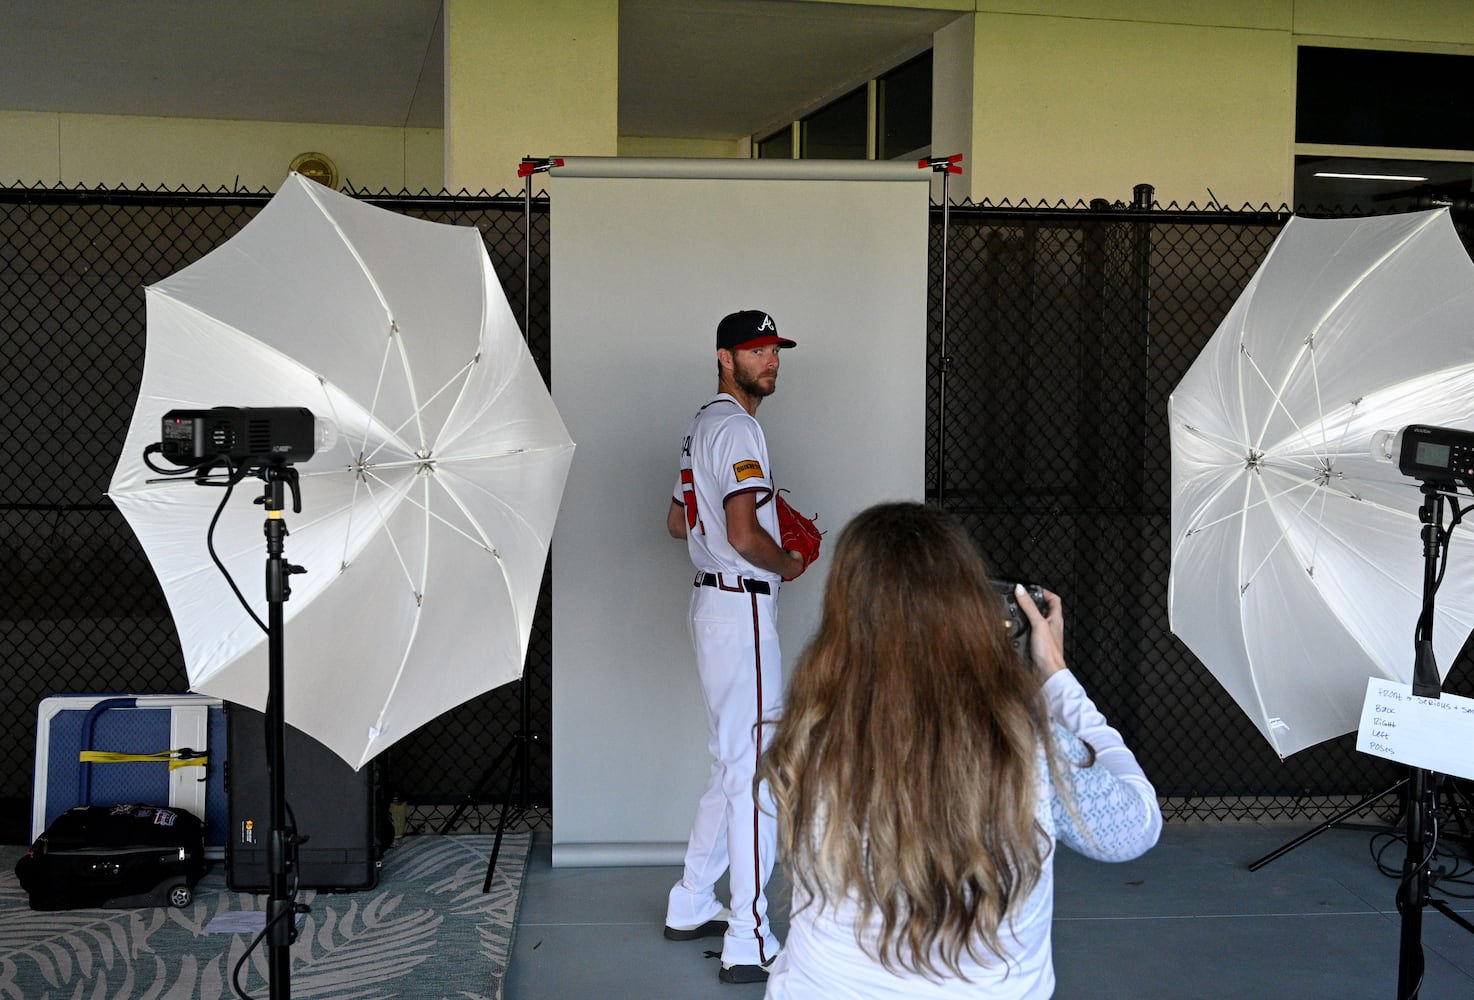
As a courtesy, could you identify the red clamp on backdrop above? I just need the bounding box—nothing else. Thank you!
[919,153,964,175]
[518,157,566,178]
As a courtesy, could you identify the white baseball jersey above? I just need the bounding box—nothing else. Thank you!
[673,393,782,581]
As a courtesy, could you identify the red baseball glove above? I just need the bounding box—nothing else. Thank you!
[775,490,823,580]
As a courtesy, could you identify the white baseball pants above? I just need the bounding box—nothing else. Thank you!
[666,579,783,967]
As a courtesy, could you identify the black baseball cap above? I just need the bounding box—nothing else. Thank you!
[716,310,797,351]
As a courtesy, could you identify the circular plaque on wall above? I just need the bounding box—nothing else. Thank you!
[290,152,339,189]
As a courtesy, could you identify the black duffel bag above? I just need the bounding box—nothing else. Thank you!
[15,803,206,911]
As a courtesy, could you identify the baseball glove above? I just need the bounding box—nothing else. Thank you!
[775,490,823,580]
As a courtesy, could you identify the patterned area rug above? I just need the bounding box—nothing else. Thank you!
[0,833,529,1000]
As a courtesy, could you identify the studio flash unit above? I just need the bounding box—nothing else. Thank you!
[1372,424,1474,485]
[158,406,337,469]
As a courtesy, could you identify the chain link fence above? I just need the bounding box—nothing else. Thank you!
[2,183,1470,842]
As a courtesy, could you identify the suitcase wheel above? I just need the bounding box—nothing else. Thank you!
[167,884,193,908]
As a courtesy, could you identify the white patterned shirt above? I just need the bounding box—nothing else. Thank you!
[765,670,1162,999]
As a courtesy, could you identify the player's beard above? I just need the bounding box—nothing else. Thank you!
[733,361,777,398]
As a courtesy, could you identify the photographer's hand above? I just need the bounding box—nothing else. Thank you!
[1017,585,1066,679]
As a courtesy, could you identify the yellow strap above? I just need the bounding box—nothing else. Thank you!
[78,750,208,771]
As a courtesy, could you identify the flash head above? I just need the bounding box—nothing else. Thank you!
[159,407,337,469]
[1371,424,1474,485]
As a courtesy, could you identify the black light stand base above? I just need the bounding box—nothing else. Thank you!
[438,676,548,893]
[1247,777,1408,872]
[481,728,543,893]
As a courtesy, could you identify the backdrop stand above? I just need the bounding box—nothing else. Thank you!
[438,156,561,891]
[920,154,962,507]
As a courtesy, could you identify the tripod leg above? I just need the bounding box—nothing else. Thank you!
[440,737,519,835]
[483,735,527,893]
[1248,777,1408,871]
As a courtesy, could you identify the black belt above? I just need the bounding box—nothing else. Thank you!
[694,572,771,595]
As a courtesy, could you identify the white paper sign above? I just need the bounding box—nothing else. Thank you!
[1357,677,1474,780]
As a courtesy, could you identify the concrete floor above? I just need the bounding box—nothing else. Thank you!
[504,820,1474,999]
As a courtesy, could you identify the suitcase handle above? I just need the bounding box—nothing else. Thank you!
[79,698,139,804]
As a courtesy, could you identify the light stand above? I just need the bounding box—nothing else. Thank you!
[1254,481,1474,996]
[260,463,307,1000]
[1392,481,1451,999]
[920,154,962,507]
[1244,425,1474,994]
[437,156,560,890]
[438,683,544,891]
[142,411,322,1000]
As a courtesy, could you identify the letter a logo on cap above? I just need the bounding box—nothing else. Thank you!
[758,314,776,333]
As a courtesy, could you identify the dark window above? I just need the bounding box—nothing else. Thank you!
[757,125,793,159]
[1297,47,1474,151]
[877,51,932,159]
[1293,154,1474,213]
[801,86,868,160]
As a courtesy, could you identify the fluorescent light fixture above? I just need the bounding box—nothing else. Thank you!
[1313,171,1428,182]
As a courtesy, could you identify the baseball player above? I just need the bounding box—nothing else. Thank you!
[663,309,808,985]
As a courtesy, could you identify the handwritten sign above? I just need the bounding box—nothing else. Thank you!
[1357,678,1474,780]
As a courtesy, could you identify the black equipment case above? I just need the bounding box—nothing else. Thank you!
[224,702,390,892]
[15,803,206,911]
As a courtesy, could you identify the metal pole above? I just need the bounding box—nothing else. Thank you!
[263,469,295,1000]
[937,170,950,507]
[920,154,963,507]
[1398,767,1431,999]
[523,164,533,343]
[1397,482,1446,998]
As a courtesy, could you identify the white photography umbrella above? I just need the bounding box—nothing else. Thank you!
[1170,209,1474,758]
[109,173,575,769]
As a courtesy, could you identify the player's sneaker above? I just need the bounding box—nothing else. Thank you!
[718,956,776,984]
[663,913,729,941]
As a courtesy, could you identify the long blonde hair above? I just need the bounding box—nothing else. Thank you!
[758,502,1054,980]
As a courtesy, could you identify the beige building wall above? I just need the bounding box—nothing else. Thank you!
[954,1,1474,208]
[0,110,441,193]
[1,1,1472,201]
[617,136,748,159]
[444,0,618,195]
[968,9,1294,207]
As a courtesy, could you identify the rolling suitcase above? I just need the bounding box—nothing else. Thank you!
[15,803,206,911]
[32,693,229,859]
[225,702,391,892]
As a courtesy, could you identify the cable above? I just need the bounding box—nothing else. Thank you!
[229,896,307,1000]
[141,442,217,477]
[204,460,268,634]
[136,446,269,633]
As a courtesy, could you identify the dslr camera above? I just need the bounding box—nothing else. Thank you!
[990,579,1049,658]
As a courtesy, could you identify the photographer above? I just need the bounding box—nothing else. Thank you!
[757,502,1161,998]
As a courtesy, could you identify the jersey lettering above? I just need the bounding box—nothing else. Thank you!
[680,468,699,529]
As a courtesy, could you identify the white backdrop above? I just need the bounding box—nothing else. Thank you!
[549,158,929,865]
